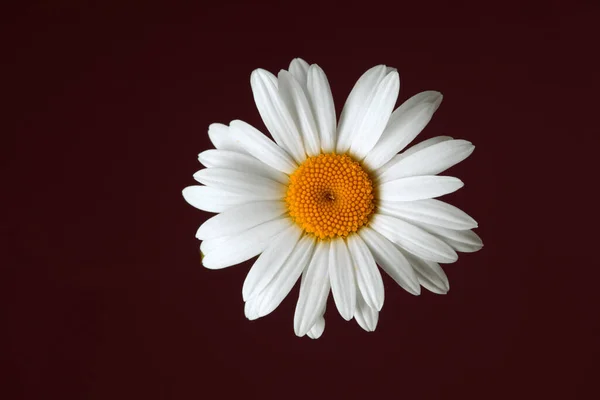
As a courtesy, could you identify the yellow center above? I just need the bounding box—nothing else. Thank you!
[285,153,375,239]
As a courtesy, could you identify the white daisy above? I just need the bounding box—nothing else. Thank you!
[183,58,482,339]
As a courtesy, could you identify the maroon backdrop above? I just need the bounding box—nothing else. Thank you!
[4,1,599,399]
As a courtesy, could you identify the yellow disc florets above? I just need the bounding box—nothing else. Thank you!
[285,153,375,239]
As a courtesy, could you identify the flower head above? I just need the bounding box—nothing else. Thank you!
[183,58,482,338]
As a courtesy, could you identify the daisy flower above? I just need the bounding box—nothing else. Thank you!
[183,58,482,339]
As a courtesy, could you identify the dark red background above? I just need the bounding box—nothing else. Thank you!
[4,1,599,399]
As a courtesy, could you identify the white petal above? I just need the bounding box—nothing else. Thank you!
[388,90,443,126]
[307,316,325,339]
[250,69,306,163]
[359,227,420,295]
[415,224,483,253]
[202,218,290,269]
[364,92,442,170]
[375,136,454,177]
[378,199,478,230]
[229,120,297,174]
[302,278,328,338]
[399,135,453,158]
[288,58,310,90]
[402,251,449,294]
[252,235,316,317]
[294,241,330,337]
[242,225,302,301]
[278,70,320,156]
[350,71,400,159]
[200,236,230,254]
[182,185,264,213]
[370,214,458,263]
[196,201,287,240]
[443,231,483,253]
[347,234,384,311]
[207,123,249,154]
[198,150,289,185]
[244,296,261,320]
[379,175,464,202]
[379,140,475,182]
[336,65,388,153]
[193,168,286,199]
[306,64,336,153]
[354,290,379,332]
[328,239,356,321]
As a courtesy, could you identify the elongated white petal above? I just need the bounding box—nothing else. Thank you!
[229,120,296,174]
[375,136,454,177]
[378,199,478,230]
[278,70,320,156]
[193,168,286,199]
[364,92,442,170]
[371,214,458,263]
[359,227,420,295]
[307,316,325,339]
[402,251,449,294]
[202,218,290,269]
[328,239,356,321]
[242,225,302,301]
[251,235,316,317]
[294,242,330,337]
[336,65,388,153]
[379,140,475,182]
[250,69,306,163]
[306,65,336,153]
[415,224,483,253]
[443,231,483,253]
[379,175,464,202]
[208,123,249,154]
[182,186,263,213]
[200,236,230,254]
[196,201,287,240]
[244,296,260,320]
[302,278,327,338]
[347,234,384,311]
[354,291,379,332]
[400,135,453,158]
[289,58,310,89]
[387,90,443,126]
[198,150,289,185]
[350,71,400,159]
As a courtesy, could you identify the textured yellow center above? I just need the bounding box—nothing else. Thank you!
[286,153,375,239]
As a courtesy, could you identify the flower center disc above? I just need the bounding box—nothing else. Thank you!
[286,153,375,239]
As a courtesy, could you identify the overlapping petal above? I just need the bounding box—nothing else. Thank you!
[196,201,287,240]
[229,120,297,174]
[278,70,320,156]
[359,226,421,295]
[364,91,443,170]
[336,65,390,153]
[198,149,289,184]
[251,69,306,163]
[294,242,330,336]
[202,218,291,270]
[246,235,316,318]
[306,65,336,153]
[193,168,286,198]
[328,239,356,321]
[370,214,458,263]
[242,224,303,301]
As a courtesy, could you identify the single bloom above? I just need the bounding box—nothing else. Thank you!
[183,58,482,338]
